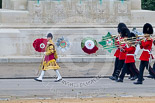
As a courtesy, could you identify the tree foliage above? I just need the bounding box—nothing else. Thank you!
[0,0,2,8]
[142,0,155,11]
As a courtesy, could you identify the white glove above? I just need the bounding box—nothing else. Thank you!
[56,58,60,62]
[44,52,46,55]
[135,44,140,55]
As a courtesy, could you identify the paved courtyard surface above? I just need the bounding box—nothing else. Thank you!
[0,78,155,100]
[0,63,155,102]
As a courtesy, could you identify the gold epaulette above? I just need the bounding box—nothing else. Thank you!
[141,39,145,42]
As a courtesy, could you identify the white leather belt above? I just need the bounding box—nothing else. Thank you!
[127,54,134,56]
[143,49,151,54]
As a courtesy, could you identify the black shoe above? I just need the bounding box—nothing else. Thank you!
[128,76,132,79]
[54,78,62,82]
[115,77,118,81]
[130,76,138,81]
[147,75,154,78]
[117,79,123,82]
[134,81,142,84]
[143,78,145,81]
[109,76,118,81]
[109,76,113,80]
[34,78,42,82]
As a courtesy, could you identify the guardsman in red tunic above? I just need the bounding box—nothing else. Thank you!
[149,39,155,78]
[109,23,127,80]
[146,34,155,78]
[113,27,130,81]
[134,23,154,84]
[117,33,139,82]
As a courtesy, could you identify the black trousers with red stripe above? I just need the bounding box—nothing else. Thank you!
[112,57,119,77]
[130,63,139,77]
[149,65,155,77]
[149,62,155,77]
[137,61,149,82]
[119,63,139,80]
[115,60,125,78]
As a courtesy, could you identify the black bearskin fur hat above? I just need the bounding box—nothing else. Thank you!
[143,23,153,34]
[118,23,127,33]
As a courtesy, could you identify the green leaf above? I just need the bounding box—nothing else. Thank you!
[99,32,116,53]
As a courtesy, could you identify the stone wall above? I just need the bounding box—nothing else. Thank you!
[2,0,27,10]
[0,0,154,26]
[1,0,131,25]
[0,0,154,58]
[131,0,141,10]
[2,0,142,10]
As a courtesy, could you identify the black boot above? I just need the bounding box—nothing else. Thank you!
[130,76,138,81]
[147,75,154,78]
[116,78,123,82]
[128,76,132,80]
[134,81,142,84]
[109,76,118,81]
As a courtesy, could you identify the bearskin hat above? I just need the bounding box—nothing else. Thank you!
[121,27,130,38]
[129,32,136,38]
[117,23,127,33]
[127,32,137,43]
[143,23,153,34]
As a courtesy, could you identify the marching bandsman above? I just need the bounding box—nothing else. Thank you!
[134,23,154,84]
[148,62,155,78]
[34,33,62,82]
[117,32,139,82]
[109,23,127,80]
[113,27,130,81]
[148,37,155,78]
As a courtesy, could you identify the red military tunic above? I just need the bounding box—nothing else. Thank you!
[139,38,153,61]
[114,49,120,58]
[114,38,120,58]
[123,46,136,63]
[119,43,127,60]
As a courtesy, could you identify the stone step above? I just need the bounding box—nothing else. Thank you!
[0,55,154,63]
[0,62,152,78]
[0,55,115,63]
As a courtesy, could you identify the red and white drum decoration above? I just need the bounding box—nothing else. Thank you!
[81,37,98,54]
[33,38,48,52]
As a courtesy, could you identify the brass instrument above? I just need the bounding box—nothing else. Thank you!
[111,35,120,39]
[115,36,138,47]
[114,34,155,47]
